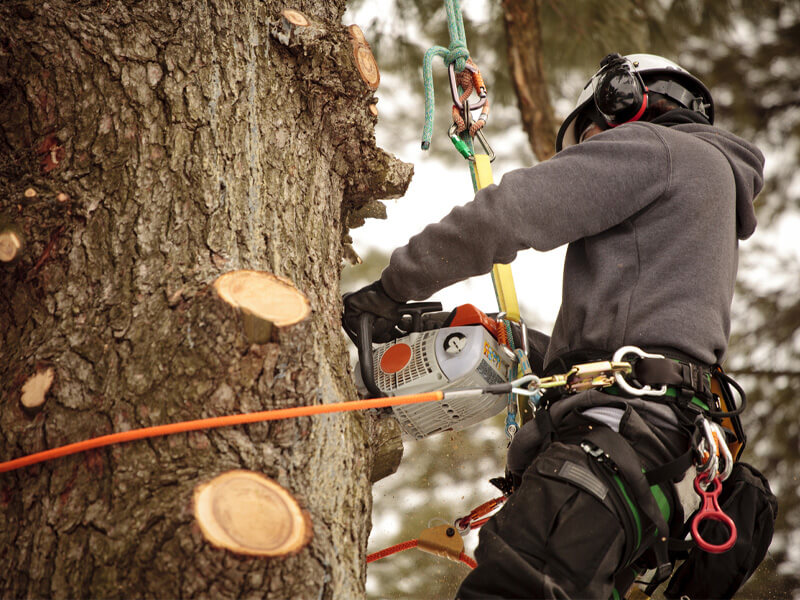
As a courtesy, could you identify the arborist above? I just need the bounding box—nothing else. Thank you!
[344,53,773,598]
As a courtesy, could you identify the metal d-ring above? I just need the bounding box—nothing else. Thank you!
[467,129,495,163]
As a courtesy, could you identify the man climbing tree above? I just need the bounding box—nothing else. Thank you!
[345,53,776,598]
[0,1,409,597]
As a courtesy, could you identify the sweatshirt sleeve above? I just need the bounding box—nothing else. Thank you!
[381,123,671,302]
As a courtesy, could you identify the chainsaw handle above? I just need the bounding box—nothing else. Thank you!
[358,313,383,398]
[356,301,443,398]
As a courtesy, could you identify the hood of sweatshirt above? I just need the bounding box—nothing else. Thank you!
[652,109,765,239]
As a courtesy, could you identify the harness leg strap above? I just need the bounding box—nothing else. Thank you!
[581,426,674,584]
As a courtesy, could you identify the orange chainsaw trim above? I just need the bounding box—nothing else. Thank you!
[0,391,445,474]
[447,303,500,338]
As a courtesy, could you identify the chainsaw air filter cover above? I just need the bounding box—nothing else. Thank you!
[363,325,513,439]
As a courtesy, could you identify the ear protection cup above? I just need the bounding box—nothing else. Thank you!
[592,54,648,127]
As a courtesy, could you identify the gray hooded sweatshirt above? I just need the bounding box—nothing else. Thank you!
[381,115,764,368]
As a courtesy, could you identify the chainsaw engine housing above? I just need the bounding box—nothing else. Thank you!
[358,325,513,439]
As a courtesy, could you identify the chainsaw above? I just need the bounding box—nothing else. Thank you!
[348,302,516,440]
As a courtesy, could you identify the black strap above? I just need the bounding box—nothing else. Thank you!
[582,426,674,584]
[633,357,713,405]
[644,448,695,486]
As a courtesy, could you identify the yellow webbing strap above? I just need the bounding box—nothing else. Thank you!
[473,154,521,323]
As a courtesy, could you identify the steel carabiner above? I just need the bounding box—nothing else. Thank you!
[449,62,487,111]
[447,122,496,163]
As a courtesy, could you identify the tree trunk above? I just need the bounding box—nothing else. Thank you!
[501,0,558,161]
[0,1,411,598]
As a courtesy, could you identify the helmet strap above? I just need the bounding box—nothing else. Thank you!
[647,79,710,119]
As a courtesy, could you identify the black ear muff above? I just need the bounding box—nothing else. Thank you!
[592,55,648,127]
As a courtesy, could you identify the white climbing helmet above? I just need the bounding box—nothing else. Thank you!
[555,53,714,152]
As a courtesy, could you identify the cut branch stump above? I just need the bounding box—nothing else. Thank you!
[281,9,309,27]
[194,470,312,557]
[213,270,310,343]
[0,220,24,264]
[347,25,380,90]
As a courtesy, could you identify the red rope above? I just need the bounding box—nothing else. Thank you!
[366,539,477,569]
[366,539,418,563]
[459,552,477,569]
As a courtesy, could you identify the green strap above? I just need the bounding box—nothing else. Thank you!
[421,0,471,149]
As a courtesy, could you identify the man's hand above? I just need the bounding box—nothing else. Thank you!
[342,280,405,343]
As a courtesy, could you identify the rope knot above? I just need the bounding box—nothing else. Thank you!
[446,43,469,72]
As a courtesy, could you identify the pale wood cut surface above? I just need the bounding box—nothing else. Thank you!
[347,25,379,90]
[0,231,22,262]
[20,367,55,409]
[194,470,312,557]
[213,270,311,327]
[281,9,309,27]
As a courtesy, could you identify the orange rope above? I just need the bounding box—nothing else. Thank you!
[366,539,476,570]
[0,390,444,474]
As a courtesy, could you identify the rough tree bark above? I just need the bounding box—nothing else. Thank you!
[501,0,558,161]
[0,1,411,598]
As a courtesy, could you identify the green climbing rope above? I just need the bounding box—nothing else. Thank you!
[421,0,471,150]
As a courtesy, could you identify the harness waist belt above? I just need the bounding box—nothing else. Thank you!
[633,357,713,402]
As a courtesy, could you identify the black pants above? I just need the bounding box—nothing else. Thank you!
[457,442,630,599]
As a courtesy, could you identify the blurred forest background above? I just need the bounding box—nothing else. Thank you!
[341,0,799,598]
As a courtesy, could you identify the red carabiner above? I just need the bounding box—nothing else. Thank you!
[691,472,737,553]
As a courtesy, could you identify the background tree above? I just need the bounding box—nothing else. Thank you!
[0,0,409,597]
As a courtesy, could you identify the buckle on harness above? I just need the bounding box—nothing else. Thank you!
[580,440,620,473]
[569,360,631,392]
[612,346,668,397]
